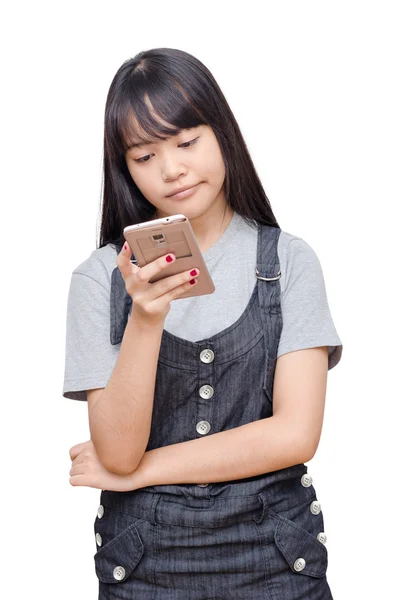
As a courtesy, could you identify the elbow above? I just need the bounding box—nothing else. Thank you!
[90,430,142,476]
[299,435,319,463]
[105,461,137,477]
[93,441,140,476]
[100,453,139,476]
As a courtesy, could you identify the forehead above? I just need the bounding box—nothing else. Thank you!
[124,105,181,150]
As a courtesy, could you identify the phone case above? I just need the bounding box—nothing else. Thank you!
[123,215,215,299]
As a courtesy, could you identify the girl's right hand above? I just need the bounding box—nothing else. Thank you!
[116,241,200,324]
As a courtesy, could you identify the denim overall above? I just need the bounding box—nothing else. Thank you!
[93,223,333,599]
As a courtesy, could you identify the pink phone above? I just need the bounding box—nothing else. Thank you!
[123,214,215,299]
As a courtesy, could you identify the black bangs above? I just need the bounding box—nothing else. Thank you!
[106,65,207,161]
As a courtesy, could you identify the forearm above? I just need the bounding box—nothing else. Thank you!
[133,415,311,488]
[89,309,164,475]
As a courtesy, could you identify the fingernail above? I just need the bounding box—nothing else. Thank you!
[189,279,196,285]
[123,243,128,251]
[166,254,174,263]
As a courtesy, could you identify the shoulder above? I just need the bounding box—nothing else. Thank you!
[276,229,323,295]
[278,229,319,262]
[71,244,119,291]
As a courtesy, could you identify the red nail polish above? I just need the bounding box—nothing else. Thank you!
[190,269,197,276]
[189,279,196,285]
[123,243,127,250]
[166,254,174,263]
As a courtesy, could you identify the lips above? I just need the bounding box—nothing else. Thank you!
[167,183,199,197]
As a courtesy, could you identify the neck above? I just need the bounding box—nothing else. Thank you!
[194,205,235,253]
[154,201,235,254]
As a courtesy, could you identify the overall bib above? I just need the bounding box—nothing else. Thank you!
[93,223,333,599]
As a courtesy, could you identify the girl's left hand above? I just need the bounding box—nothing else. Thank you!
[69,440,142,492]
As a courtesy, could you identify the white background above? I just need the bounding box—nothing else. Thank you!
[2,1,395,597]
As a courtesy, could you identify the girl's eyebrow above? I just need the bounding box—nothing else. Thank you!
[128,136,170,149]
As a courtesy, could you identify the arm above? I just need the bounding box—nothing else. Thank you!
[89,309,164,475]
[130,347,329,487]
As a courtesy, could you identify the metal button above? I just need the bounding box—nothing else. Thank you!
[200,349,214,363]
[197,483,209,487]
[97,504,104,519]
[310,500,322,515]
[113,566,126,581]
[293,557,306,572]
[301,473,313,487]
[196,420,211,435]
[317,532,327,544]
[95,533,102,546]
[199,385,214,399]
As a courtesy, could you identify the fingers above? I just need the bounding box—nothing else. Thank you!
[70,463,85,475]
[69,443,86,460]
[70,454,85,466]
[69,440,91,461]
[144,267,200,304]
[134,252,177,285]
[117,240,177,286]
[116,240,140,278]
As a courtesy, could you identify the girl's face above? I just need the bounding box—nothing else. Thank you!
[124,123,226,220]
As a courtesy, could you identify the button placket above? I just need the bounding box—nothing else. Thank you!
[200,348,214,363]
[196,420,211,435]
[199,384,214,399]
[196,348,215,487]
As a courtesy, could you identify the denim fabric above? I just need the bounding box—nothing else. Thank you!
[93,224,333,599]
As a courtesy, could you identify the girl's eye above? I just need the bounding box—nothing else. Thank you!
[134,137,199,164]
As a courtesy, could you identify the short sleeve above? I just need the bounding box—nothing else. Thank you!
[62,271,120,401]
[277,237,343,370]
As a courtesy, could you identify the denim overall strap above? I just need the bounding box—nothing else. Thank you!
[109,244,138,346]
[255,224,282,323]
[255,224,283,401]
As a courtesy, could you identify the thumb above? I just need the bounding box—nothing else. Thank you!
[117,240,139,275]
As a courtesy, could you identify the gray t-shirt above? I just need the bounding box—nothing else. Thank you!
[62,212,343,401]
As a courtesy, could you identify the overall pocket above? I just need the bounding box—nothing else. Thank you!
[93,504,145,584]
[269,495,328,578]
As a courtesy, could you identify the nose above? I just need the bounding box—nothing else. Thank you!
[161,153,187,181]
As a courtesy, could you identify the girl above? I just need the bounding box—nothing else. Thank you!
[65,47,343,599]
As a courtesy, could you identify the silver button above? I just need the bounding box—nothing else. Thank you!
[301,473,313,487]
[199,385,214,399]
[97,504,104,519]
[113,565,126,581]
[197,483,209,487]
[95,533,102,546]
[196,420,211,435]
[317,532,327,544]
[310,500,322,515]
[200,349,214,363]
[293,557,306,572]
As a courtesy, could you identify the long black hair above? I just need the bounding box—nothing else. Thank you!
[98,47,280,249]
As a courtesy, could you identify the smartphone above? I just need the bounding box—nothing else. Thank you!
[123,214,215,299]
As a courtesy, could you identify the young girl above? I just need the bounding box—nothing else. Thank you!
[64,47,343,600]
